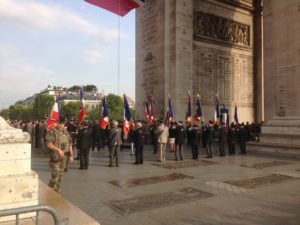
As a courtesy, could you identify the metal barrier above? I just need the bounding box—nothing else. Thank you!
[0,204,69,225]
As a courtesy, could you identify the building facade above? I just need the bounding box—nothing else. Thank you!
[136,0,263,123]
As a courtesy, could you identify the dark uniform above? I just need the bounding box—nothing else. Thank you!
[175,122,185,161]
[219,124,227,156]
[205,122,214,158]
[133,123,145,164]
[227,125,238,155]
[77,122,93,169]
[238,124,248,154]
[150,122,158,154]
[45,125,72,193]
[190,125,201,159]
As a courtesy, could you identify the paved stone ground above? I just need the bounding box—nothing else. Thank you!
[31,144,300,225]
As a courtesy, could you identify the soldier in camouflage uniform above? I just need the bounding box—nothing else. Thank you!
[45,117,73,193]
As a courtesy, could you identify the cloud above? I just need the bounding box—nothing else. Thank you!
[0,44,64,107]
[0,0,125,41]
[83,44,110,64]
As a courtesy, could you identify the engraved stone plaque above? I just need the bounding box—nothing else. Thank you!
[225,174,297,189]
[193,47,254,107]
[152,159,218,169]
[107,187,213,215]
[110,173,194,189]
[240,161,293,169]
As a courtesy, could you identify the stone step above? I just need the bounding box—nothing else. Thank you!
[247,141,300,159]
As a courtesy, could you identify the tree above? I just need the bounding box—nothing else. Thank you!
[106,94,123,120]
[33,95,54,119]
[130,108,136,120]
[8,105,34,120]
[88,108,101,121]
[84,85,98,92]
[68,85,81,92]
[0,109,10,120]
[60,101,80,120]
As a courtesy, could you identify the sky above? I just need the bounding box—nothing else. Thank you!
[0,0,136,109]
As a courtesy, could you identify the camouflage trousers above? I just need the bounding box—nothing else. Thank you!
[48,157,68,193]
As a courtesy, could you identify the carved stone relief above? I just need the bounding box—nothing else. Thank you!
[194,10,251,48]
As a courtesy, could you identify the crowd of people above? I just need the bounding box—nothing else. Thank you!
[7,118,262,193]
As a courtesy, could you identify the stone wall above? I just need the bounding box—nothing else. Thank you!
[136,0,260,123]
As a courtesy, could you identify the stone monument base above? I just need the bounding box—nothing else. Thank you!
[247,117,300,159]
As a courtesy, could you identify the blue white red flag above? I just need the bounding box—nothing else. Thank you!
[213,95,220,124]
[148,96,154,124]
[123,94,131,135]
[221,105,230,128]
[226,111,230,128]
[165,95,173,126]
[186,93,192,123]
[234,104,239,124]
[194,94,202,125]
[144,100,149,121]
[84,0,141,17]
[47,96,59,130]
[78,87,86,125]
[100,95,109,129]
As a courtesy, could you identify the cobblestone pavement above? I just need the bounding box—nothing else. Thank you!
[31,144,300,225]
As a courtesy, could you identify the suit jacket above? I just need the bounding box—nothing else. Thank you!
[77,126,93,150]
[133,128,145,148]
[155,124,169,143]
[175,126,186,145]
[191,128,201,145]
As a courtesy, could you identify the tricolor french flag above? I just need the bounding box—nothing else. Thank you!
[165,95,173,126]
[234,104,239,125]
[123,94,131,135]
[194,94,202,125]
[47,96,59,130]
[213,95,220,124]
[78,87,86,125]
[186,93,192,123]
[100,95,109,129]
[148,96,154,124]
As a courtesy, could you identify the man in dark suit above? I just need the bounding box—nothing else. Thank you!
[238,123,248,154]
[191,125,201,159]
[77,121,93,169]
[175,121,186,160]
[133,122,145,164]
[205,121,214,158]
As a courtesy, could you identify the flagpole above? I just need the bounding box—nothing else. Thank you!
[117,0,121,96]
[118,14,120,96]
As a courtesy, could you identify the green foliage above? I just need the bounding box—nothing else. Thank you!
[0,109,10,120]
[33,95,54,119]
[68,85,81,92]
[130,108,136,120]
[106,94,123,120]
[84,85,98,92]
[68,85,98,92]
[60,101,80,120]
[8,105,34,120]
[88,109,101,121]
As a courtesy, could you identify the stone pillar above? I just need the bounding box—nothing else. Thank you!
[0,117,38,222]
[253,0,264,123]
[254,0,300,156]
